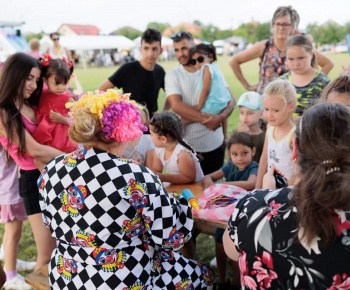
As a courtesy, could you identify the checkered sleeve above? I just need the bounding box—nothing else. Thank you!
[38,162,55,229]
[143,182,194,251]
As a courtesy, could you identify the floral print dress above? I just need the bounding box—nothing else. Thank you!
[228,188,350,290]
[38,146,214,290]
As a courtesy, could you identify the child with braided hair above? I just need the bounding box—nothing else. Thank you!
[150,111,204,184]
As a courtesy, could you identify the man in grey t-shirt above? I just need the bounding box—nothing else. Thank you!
[165,31,235,175]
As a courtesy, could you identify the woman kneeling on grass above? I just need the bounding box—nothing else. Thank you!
[38,90,214,289]
[224,102,350,289]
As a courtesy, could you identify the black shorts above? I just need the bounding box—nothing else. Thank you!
[19,169,41,216]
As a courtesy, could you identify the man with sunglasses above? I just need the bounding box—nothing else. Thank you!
[46,32,73,61]
[165,31,235,176]
[99,28,165,118]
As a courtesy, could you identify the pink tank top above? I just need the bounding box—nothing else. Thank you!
[0,114,37,170]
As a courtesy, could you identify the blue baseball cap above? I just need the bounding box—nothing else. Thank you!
[235,91,262,110]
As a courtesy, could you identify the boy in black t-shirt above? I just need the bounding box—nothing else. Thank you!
[99,29,165,116]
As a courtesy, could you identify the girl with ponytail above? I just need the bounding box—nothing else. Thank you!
[150,111,204,184]
[223,102,350,289]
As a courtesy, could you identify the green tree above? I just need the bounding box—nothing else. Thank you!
[233,22,270,43]
[200,24,220,42]
[146,22,170,33]
[25,33,43,41]
[115,27,142,40]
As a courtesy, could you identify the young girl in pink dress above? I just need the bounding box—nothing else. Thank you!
[0,151,34,289]
[32,54,77,153]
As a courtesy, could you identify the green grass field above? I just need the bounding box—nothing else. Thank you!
[0,52,348,280]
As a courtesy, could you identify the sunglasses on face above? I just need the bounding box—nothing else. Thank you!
[171,31,193,41]
[52,38,60,41]
[191,55,207,65]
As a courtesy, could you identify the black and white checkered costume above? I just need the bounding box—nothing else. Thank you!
[38,146,214,289]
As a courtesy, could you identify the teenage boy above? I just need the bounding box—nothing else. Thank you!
[99,28,165,116]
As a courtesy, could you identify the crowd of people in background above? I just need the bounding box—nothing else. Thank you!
[0,4,349,290]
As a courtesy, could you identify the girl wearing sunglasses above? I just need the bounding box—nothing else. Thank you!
[190,43,231,141]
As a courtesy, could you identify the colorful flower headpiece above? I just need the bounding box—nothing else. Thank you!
[66,90,147,142]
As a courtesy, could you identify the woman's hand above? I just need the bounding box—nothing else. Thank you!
[246,83,259,91]
[262,163,285,190]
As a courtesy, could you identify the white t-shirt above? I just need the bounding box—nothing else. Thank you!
[267,126,295,180]
[123,135,154,165]
[165,65,224,152]
[155,143,204,182]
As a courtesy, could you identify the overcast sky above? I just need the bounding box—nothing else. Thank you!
[1,0,349,34]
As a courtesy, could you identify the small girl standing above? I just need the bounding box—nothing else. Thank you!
[256,79,297,189]
[123,103,154,167]
[280,35,330,122]
[202,131,259,190]
[0,152,33,289]
[150,111,204,184]
[202,131,258,290]
[190,43,231,139]
[32,54,77,153]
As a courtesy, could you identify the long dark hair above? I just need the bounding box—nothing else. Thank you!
[0,53,43,162]
[150,111,202,160]
[293,102,350,246]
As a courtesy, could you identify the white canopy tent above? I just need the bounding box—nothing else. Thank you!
[133,36,173,48]
[60,35,136,50]
[40,35,136,68]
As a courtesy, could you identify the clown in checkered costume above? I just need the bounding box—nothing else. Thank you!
[38,90,214,289]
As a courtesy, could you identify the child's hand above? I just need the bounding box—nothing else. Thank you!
[262,164,286,190]
[237,122,250,133]
[202,176,214,189]
[50,110,68,125]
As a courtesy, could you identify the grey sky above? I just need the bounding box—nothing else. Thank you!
[1,0,348,34]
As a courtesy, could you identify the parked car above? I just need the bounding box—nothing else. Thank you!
[335,41,349,53]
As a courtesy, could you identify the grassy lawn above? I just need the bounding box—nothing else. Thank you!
[0,52,348,278]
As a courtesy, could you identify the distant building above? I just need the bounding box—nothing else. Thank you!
[57,24,100,36]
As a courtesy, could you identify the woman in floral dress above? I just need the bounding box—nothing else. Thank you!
[223,102,350,289]
[38,90,214,290]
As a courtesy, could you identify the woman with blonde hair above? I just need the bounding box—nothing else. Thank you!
[38,90,214,289]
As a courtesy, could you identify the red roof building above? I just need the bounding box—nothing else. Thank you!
[57,24,100,36]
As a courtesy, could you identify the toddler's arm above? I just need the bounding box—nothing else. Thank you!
[151,151,163,175]
[223,174,257,191]
[145,148,154,169]
[194,66,211,111]
[50,97,75,125]
[256,133,269,189]
[202,169,225,189]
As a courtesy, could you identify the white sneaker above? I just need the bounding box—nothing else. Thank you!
[210,257,217,268]
[0,244,4,260]
[16,260,36,271]
[3,274,32,289]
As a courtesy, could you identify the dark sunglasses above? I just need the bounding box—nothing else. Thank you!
[191,55,207,64]
[170,31,193,41]
[52,38,60,41]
